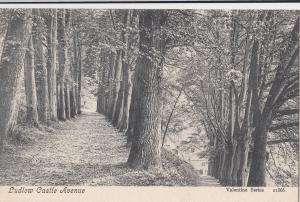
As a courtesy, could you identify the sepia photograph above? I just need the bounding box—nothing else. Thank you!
[0,4,298,198]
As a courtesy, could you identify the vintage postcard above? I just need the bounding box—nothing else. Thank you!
[0,1,298,202]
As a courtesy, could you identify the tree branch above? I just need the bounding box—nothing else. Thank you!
[267,138,298,145]
[269,121,299,131]
[274,108,299,118]
[162,89,183,147]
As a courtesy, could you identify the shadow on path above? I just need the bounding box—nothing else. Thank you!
[0,111,220,186]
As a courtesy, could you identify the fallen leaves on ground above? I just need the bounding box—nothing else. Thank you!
[0,112,220,186]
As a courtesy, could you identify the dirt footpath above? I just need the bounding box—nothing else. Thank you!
[0,111,220,186]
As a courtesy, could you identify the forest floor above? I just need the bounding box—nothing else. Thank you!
[0,111,220,186]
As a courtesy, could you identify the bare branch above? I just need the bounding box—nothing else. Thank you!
[274,108,299,118]
[267,138,299,145]
[269,121,299,131]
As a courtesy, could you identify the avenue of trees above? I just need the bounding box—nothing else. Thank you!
[0,9,82,149]
[0,9,298,187]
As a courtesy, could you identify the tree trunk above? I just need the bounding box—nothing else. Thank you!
[116,79,125,128]
[65,81,71,119]
[77,42,82,114]
[248,17,299,187]
[247,118,269,186]
[231,138,241,186]
[237,79,253,186]
[212,149,219,178]
[70,61,77,118]
[111,50,122,121]
[125,77,136,147]
[0,21,7,60]
[219,151,225,178]
[58,82,66,120]
[34,9,49,124]
[100,51,108,113]
[114,56,125,126]
[222,143,236,185]
[96,88,101,113]
[127,56,163,170]
[0,9,32,151]
[24,35,39,125]
[222,85,236,185]
[106,51,116,117]
[121,10,139,133]
[237,136,251,186]
[70,81,76,117]
[119,62,133,132]
[118,10,132,131]
[231,89,242,186]
[64,11,72,119]
[127,10,167,170]
[73,30,80,115]
[102,51,111,114]
[57,9,67,120]
[246,38,268,186]
[48,9,58,121]
[96,54,104,113]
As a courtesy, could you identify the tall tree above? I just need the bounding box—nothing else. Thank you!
[57,9,67,120]
[0,9,32,151]
[64,10,72,119]
[33,9,49,124]
[127,10,168,170]
[119,10,139,132]
[24,35,39,125]
[248,17,299,186]
[111,49,122,123]
[48,9,58,121]
[76,32,82,115]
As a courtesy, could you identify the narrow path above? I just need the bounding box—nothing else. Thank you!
[0,111,220,186]
[0,112,128,185]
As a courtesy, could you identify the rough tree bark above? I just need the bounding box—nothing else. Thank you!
[106,51,116,117]
[127,10,167,170]
[101,52,109,113]
[236,87,253,186]
[119,10,139,132]
[69,13,77,118]
[24,35,39,125]
[73,30,81,115]
[47,9,58,121]
[111,50,122,122]
[57,9,67,120]
[116,10,131,129]
[64,10,72,119]
[248,17,299,187]
[0,9,32,151]
[33,9,49,124]
[221,85,236,186]
[96,50,104,113]
[115,67,125,127]
[125,82,136,147]
[119,61,133,132]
